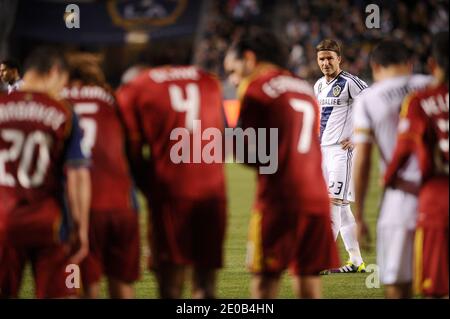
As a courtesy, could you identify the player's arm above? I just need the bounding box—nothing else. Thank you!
[352,96,373,249]
[384,94,426,187]
[235,96,260,168]
[64,112,91,265]
[116,84,148,192]
[342,76,369,150]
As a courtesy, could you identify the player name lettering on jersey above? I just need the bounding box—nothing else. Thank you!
[61,86,115,105]
[262,75,314,98]
[149,66,200,83]
[319,98,341,106]
[0,101,66,130]
[420,93,449,116]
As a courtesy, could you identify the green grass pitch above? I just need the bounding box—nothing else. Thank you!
[19,153,384,298]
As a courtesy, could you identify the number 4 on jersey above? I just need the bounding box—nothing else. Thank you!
[169,83,200,132]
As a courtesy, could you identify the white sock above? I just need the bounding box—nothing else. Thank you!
[331,204,341,241]
[340,204,364,266]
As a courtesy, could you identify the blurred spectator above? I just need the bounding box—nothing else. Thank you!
[0,58,23,93]
[195,0,449,86]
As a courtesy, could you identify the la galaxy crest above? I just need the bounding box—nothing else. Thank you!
[107,0,187,29]
[332,84,342,97]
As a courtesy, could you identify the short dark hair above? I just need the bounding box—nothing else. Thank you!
[229,27,289,68]
[23,46,68,75]
[1,59,21,74]
[432,31,448,82]
[316,39,341,56]
[370,40,412,67]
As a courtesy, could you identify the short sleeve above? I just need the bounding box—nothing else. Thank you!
[65,112,90,167]
[353,92,373,143]
[348,75,368,99]
[397,93,427,142]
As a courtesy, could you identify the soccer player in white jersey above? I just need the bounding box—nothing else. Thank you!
[353,40,432,298]
[314,39,367,273]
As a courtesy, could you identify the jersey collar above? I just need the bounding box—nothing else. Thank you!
[325,70,343,85]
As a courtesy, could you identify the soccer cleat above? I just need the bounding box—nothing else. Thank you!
[319,261,366,275]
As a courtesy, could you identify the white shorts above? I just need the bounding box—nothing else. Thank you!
[377,188,418,285]
[321,144,354,202]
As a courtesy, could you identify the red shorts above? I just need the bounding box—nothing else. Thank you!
[414,225,449,298]
[0,242,78,298]
[413,178,449,297]
[80,209,140,286]
[0,200,77,298]
[247,209,339,276]
[148,197,226,269]
[418,178,448,227]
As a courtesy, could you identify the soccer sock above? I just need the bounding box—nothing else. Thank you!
[331,204,341,241]
[340,204,364,266]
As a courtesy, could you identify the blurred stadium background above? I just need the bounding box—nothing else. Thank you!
[0,0,447,298]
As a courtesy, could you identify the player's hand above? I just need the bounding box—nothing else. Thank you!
[340,138,354,150]
[356,219,371,251]
[69,226,89,265]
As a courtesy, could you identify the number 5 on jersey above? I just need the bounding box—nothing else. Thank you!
[74,102,98,157]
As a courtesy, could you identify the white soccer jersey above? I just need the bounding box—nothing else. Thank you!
[314,71,368,146]
[353,74,433,182]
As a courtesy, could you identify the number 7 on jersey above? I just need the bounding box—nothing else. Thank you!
[290,99,315,153]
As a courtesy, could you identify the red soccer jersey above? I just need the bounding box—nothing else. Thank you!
[62,85,136,211]
[238,64,330,215]
[0,91,87,240]
[116,66,226,201]
[385,83,449,225]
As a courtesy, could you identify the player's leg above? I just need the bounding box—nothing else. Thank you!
[0,243,26,298]
[415,225,449,298]
[247,208,294,299]
[377,225,414,298]
[328,147,364,271]
[192,268,216,299]
[292,213,339,297]
[104,209,140,299]
[108,278,134,299]
[340,200,364,267]
[149,199,197,299]
[377,189,417,298]
[156,264,187,298]
[33,243,79,298]
[191,198,226,299]
[414,179,449,298]
[80,210,104,299]
[322,147,341,239]
[330,199,342,240]
[84,282,101,298]
[251,273,281,298]
[292,275,321,299]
